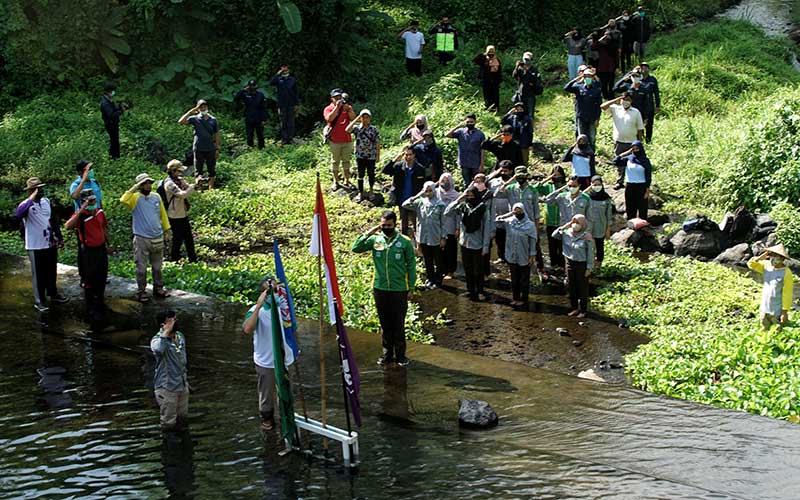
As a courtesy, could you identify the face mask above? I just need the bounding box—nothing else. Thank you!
[501,173,511,181]
[771,257,784,266]
[501,136,512,143]
[382,227,395,237]
[140,188,152,196]
[200,110,209,116]
[639,11,645,17]
[86,204,98,211]
[632,77,641,85]
[622,101,632,109]
[592,185,603,192]
[488,53,495,58]
[515,111,525,117]
[571,223,581,232]
[622,15,630,21]
[441,180,453,190]
[465,123,475,130]
[569,186,580,194]
[523,58,531,65]
[424,190,434,198]
[515,213,525,220]
[110,91,116,97]
[572,33,581,39]
[88,170,96,180]
[518,177,528,185]
[417,123,425,130]
[424,138,433,145]
[35,190,45,200]
[584,78,593,86]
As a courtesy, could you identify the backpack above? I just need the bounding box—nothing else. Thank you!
[462,204,486,233]
[156,179,190,212]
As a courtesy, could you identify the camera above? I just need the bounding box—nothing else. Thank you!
[120,99,134,110]
[341,93,350,105]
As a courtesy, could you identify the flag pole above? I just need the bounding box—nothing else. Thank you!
[317,173,329,451]
[334,303,354,440]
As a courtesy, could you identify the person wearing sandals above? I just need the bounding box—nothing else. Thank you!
[553,214,594,318]
[120,173,171,302]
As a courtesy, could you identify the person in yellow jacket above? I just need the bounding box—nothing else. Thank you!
[120,173,171,302]
[747,244,794,330]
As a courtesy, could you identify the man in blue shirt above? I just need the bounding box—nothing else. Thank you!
[268,65,301,145]
[564,68,603,149]
[383,146,426,238]
[178,99,220,190]
[69,160,104,287]
[445,113,486,186]
[639,62,660,143]
[151,310,189,430]
[234,80,268,149]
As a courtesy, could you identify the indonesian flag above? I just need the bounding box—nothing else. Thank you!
[309,179,344,324]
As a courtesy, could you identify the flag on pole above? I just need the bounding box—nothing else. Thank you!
[273,239,300,361]
[270,290,298,445]
[310,179,343,324]
[333,299,362,427]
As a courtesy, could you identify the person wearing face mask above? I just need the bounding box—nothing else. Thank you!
[403,182,447,288]
[179,99,220,190]
[537,166,567,271]
[482,125,523,170]
[748,245,795,330]
[412,130,444,181]
[564,68,603,149]
[585,176,613,268]
[560,134,597,188]
[545,175,590,227]
[383,146,427,238]
[563,28,588,79]
[497,166,541,229]
[473,45,503,112]
[591,29,619,100]
[611,141,652,220]
[553,214,594,318]
[16,178,68,312]
[100,81,129,159]
[234,79,268,149]
[446,113,486,186]
[268,65,301,145]
[470,173,495,277]
[630,6,651,61]
[162,160,201,263]
[445,185,493,301]
[501,103,534,164]
[70,160,104,287]
[346,109,381,201]
[120,173,172,303]
[401,114,431,144]
[486,161,514,266]
[616,11,635,73]
[151,309,190,430]
[513,52,544,122]
[496,202,538,307]
[437,173,460,279]
[352,211,417,366]
[429,16,459,65]
[65,188,110,319]
[601,91,644,188]
[639,62,661,143]
[399,20,426,76]
[613,69,652,127]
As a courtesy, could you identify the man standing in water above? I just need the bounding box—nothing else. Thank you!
[151,310,189,431]
[352,211,416,367]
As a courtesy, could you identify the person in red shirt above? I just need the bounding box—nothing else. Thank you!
[65,189,111,319]
[323,89,356,190]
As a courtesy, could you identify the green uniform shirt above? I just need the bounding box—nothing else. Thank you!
[534,182,560,227]
[352,231,417,292]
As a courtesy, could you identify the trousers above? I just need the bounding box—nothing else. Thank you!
[625,183,648,220]
[278,107,296,144]
[420,244,444,285]
[169,217,197,263]
[566,258,589,312]
[133,235,165,293]
[509,263,531,303]
[245,120,265,149]
[461,246,484,297]
[374,289,408,360]
[255,364,276,420]
[28,247,58,306]
[155,387,189,429]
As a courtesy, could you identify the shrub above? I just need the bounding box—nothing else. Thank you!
[770,202,800,258]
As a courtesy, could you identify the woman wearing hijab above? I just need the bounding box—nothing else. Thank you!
[402,181,446,288]
[585,175,613,266]
[445,185,492,301]
[561,134,596,188]
[553,214,594,317]
[437,173,460,279]
[497,202,538,307]
[400,114,431,143]
[474,45,503,112]
[611,140,651,220]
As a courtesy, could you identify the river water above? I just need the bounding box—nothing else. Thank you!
[2,256,800,499]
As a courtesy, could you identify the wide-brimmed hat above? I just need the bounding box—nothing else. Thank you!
[25,177,46,190]
[135,173,155,185]
[767,244,790,260]
[166,159,186,172]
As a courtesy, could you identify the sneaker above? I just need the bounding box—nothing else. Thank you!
[136,291,150,303]
[576,311,587,319]
[613,183,624,190]
[567,309,580,317]
[50,294,69,304]
[478,293,489,302]
[396,357,411,367]
[354,193,363,202]
[34,302,49,312]
[377,356,394,366]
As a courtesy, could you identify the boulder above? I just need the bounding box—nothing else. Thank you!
[751,233,779,257]
[611,227,661,252]
[787,258,800,276]
[714,243,752,267]
[458,399,499,428]
[721,206,756,243]
[751,214,777,241]
[646,211,670,227]
[647,186,666,210]
[658,234,675,254]
[530,142,554,162]
[670,228,722,258]
[611,213,628,233]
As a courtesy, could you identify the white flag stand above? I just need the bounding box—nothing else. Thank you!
[294,413,360,466]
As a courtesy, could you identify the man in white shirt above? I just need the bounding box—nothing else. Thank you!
[399,20,425,76]
[601,91,644,188]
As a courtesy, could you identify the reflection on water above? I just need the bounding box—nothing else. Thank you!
[1,254,800,499]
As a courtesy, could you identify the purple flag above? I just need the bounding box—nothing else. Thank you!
[333,301,361,427]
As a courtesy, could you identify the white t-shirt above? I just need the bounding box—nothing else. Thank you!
[402,31,425,59]
[606,104,644,143]
[245,302,295,369]
[22,198,54,250]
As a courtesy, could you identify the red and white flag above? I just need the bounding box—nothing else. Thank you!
[310,180,344,324]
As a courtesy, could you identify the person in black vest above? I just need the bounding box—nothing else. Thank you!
[268,65,301,145]
[100,82,129,159]
[383,146,427,238]
[234,80,268,149]
[428,16,459,65]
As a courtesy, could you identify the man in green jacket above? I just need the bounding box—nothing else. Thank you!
[352,210,416,367]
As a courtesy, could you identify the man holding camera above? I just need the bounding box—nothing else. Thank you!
[269,65,301,145]
[323,89,356,190]
[100,82,129,159]
[162,160,201,263]
[234,80,268,149]
[179,99,220,190]
[151,310,190,431]
[65,188,110,319]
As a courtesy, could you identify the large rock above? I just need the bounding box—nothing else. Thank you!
[458,399,499,428]
[751,233,779,257]
[610,227,660,252]
[751,214,777,240]
[720,206,756,244]
[670,228,722,258]
[714,243,752,267]
[646,211,670,227]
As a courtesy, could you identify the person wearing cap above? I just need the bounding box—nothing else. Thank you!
[496,202,538,307]
[179,99,220,189]
[120,173,171,302]
[748,245,794,330]
[630,6,651,61]
[481,125,523,170]
[613,68,652,132]
[445,113,486,186]
[234,80,268,149]
[428,16,458,65]
[346,109,381,201]
[268,64,301,145]
[412,130,444,182]
[546,175,590,227]
[69,160,104,286]
[501,102,534,164]
[100,81,129,159]
[162,160,202,263]
[617,10,635,73]
[65,188,109,319]
[537,165,568,272]
[323,89,356,190]
[553,214,594,318]
[639,62,660,143]
[564,67,603,149]
[562,28,588,79]
[151,309,190,430]
[383,146,427,237]
[474,45,503,112]
[402,182,446,288]
[585,175,613,267]
[16,178,68,312]
[512,52,543,122]
[399,20,425,76]
[602,91,644,188]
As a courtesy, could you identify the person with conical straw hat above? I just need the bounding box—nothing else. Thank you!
[747,244,794,330]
